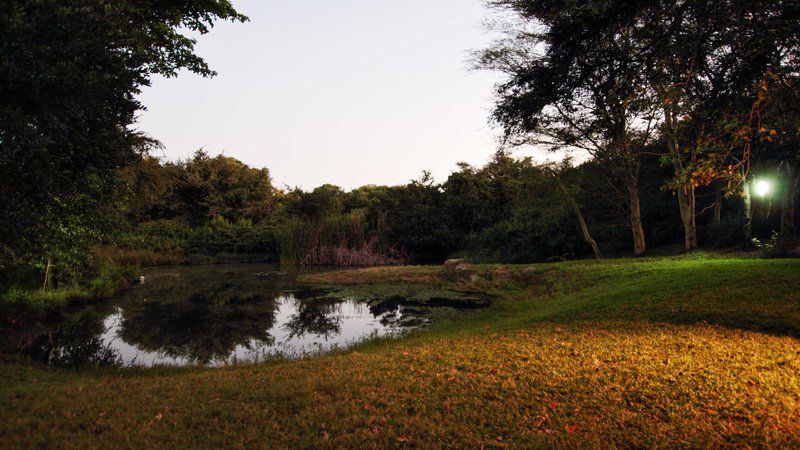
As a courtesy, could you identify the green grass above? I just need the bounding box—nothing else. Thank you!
[1,256,799,448]
[0,287,94,307]
[1,262,137,309]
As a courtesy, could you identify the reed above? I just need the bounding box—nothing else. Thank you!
[277,209,406,266]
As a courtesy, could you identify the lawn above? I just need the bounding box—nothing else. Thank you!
[1,256,799,448]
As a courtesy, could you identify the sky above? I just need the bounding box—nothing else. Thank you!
[135,0,508,190]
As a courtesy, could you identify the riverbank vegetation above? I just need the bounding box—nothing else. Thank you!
[2,1,800,305]
[2,257,798,448]
[3,146,794,305]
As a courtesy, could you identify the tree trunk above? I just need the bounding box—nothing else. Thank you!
[677,186,698,250]
[663,107,698,250]
[41,257,52,292]
[624,163,646,256]
[713,181,722,226]
[743,181,753,241]
[781,161,799,237]
[559,182,602,259]
[575,204,603,259]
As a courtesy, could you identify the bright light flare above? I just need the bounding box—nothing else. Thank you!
[754,179,773,198]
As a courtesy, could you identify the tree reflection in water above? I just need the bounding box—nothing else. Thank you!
[7,264,468,368]
[117,271,281,365]
[282,298,343,340]
[27,306,121,368]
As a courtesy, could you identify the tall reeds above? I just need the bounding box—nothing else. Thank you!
[277,209,406,267]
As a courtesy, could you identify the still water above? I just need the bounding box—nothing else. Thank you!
[23,264,447,368]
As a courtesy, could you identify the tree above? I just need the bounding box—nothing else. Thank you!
[284,184,345,220]
[442,151,527,241]
[583,0,800,249]
[180,151,278,225]
[758,77,800,244]
[637,0,799,250]
[477,1,660,255]
[0,1,246,284]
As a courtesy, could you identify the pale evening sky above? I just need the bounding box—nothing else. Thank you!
[135,0,510,190]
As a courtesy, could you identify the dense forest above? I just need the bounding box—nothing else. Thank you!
[1,0,799,296]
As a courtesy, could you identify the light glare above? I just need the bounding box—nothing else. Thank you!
[754,179,773,198]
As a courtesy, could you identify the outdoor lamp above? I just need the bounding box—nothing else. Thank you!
[753,179,773,198]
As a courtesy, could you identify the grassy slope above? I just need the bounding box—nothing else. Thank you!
[1,256,799,448]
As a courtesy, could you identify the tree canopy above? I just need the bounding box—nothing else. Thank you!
[0,1,246,281]
[478,0,800,252]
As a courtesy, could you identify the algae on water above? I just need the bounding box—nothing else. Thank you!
[304,283,492,309]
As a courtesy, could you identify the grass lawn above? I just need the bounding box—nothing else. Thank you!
[1,256,799,448]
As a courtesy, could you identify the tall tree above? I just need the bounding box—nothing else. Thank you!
[0,1,246,283]
[571,0,800,249]
[636,0,800,250]
[477,1,659,255]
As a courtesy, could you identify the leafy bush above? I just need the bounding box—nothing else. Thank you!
[112,218,279,264]
[752,232,783,258]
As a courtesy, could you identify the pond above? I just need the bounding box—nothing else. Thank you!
[7,264,486,368]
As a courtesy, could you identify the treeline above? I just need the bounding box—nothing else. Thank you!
[2,139,795,290]
[1,1,799,294]
[112,146,778,271]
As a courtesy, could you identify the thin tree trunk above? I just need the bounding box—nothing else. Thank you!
[41,257,51,292]
[558,182,602,259]
[713,181,722,226]
[624,162,646,256]
[663,107,698,250]
[743,181,753,242]
[575,204,603,259]
[677,186,698,250]
[781,161,799,237]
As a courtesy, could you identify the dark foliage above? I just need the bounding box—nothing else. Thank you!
[0,1,246,285]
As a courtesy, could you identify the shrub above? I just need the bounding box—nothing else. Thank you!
[752,232,783,258]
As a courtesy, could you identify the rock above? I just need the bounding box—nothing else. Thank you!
[252,271,289,277]
[454,264,471,272]
[444,259,465,271]
[444,258,472,277]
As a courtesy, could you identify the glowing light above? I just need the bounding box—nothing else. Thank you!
[754,179,773,198]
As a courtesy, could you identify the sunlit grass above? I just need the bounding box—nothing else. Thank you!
[1,256,798,448]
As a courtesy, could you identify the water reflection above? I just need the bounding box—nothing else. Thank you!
[283,298,343,340]
[114,268,280,364]
[13,264,436,368]
[28,307,121,368]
